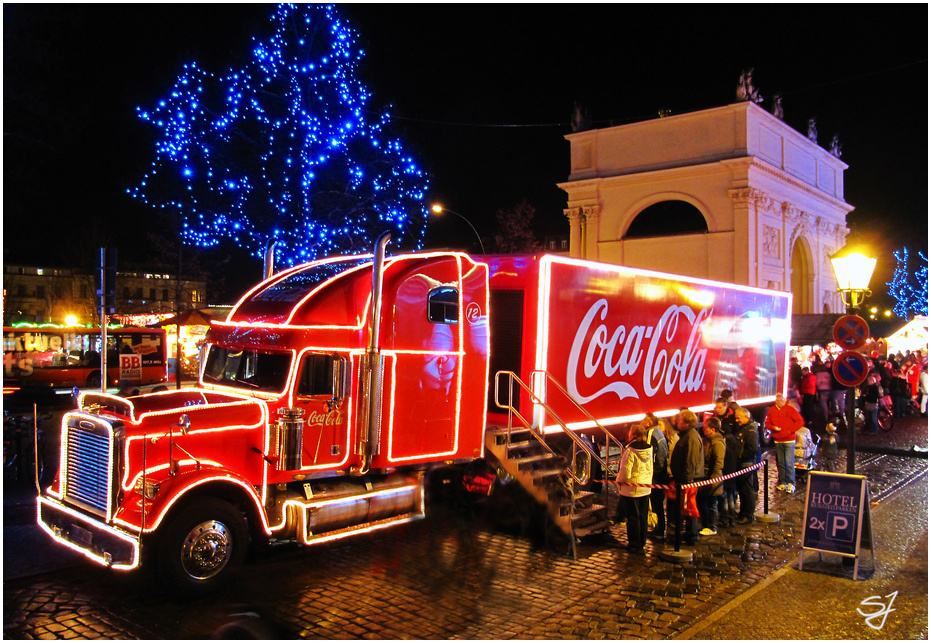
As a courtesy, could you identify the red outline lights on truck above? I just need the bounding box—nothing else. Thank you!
[533,255,792,433]
[36,497,141,571]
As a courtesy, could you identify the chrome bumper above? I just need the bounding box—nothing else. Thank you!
[37,496,139,570]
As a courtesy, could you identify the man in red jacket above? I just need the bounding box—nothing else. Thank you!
[765,393,804,493]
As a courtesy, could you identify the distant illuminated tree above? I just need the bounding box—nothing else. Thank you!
[492,200,541,253]
[129,4,428,267]
[887,247,928,318]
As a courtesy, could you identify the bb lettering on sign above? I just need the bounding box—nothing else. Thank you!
[119,353,143,382]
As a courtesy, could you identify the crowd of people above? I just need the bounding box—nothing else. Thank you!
[613,391,764,549]
[610,348,927,550]
[788,349,928,435]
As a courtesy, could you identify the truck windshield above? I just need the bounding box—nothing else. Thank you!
[202,346,292,393]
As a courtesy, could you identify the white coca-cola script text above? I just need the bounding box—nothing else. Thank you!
[567,300,710,404]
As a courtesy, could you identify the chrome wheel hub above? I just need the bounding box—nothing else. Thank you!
[180,520,232,580]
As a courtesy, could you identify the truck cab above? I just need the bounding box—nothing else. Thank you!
[39,242,490,593]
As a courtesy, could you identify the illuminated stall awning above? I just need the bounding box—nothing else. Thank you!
[886,316,929,355]
[156,309,214,327]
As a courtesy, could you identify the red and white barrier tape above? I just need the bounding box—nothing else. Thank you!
[602,461,764,490]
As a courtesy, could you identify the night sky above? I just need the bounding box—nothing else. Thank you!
[4,4,927,305]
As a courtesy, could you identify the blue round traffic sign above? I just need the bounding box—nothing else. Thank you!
[833,315,869,350]
[832,350,870,387]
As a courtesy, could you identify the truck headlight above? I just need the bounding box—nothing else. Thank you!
[134,478,160,500]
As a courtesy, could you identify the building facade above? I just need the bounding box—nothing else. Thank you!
[3,264,206,326]
[558,102,852,314]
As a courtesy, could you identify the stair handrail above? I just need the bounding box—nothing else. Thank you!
[529,370,628,475]
[528,370,630,525]
[494,370,592,487]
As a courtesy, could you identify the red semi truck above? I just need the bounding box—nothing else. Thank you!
[38,234,791,592]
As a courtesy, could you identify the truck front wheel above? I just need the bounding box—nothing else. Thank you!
[157,498,248,594]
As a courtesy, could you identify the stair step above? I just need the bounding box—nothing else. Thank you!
[505,438,535,449]
[573,519,612,539]
[530,467,566,484]
[549,488,596,505]
[513,453,565,470]
[563,503,606,519]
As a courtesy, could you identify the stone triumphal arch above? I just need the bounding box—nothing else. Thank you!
[558,102,853,314]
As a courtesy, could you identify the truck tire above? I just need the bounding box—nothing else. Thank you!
[157,498,248,594]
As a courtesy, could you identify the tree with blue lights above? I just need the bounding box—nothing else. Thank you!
[130,4,428,267]
[887,247,928,318]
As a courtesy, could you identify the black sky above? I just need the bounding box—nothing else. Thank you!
[3,4,927,305]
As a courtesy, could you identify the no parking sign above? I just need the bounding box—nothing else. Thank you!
[833,350,870,388]
[833,314,869,350]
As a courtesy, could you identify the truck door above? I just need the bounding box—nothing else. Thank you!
[293,352,351,469]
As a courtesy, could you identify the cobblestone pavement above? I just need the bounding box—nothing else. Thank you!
[4,416,928,639]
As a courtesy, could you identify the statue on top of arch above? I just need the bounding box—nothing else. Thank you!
[736,68,763,104]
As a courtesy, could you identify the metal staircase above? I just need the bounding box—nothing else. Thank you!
[485,370,627,550]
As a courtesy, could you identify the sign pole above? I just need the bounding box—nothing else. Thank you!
[100,248,108,394]
[845,385,856,474]
[832,314,870,474]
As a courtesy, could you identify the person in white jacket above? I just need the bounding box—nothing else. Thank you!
[616,424,654,553]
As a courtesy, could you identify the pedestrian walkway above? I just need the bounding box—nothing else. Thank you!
[679,473,928,640]
[4,436,927,639]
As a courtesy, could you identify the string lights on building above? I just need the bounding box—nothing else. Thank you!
[129,4,428,267]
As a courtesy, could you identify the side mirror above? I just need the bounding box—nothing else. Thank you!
[332,358,350,400]
[177,414,191,435]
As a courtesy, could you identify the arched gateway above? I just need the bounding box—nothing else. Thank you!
[558,102,853,313]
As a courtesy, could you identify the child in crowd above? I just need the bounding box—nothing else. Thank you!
[822,423,838,472]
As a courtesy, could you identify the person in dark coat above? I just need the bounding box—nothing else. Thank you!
[669,409,704,545]
[734,406,760,523]
[711,397,739,436]
[698,417,725,536]
[721,429,739,527]
[641,413,669,541]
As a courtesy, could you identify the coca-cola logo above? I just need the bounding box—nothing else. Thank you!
[567,299,710,404]
[305,409,344,427]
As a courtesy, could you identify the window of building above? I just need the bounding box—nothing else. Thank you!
[624,200,708,238]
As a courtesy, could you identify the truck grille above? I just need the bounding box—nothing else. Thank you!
[64,420,116,517]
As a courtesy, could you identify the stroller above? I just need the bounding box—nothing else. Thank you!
[794,427,820,484]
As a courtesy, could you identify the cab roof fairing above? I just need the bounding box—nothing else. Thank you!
[222,251,483,330]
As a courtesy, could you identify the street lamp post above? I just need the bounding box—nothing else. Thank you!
[430,204,486,254]
[830,244,877,474]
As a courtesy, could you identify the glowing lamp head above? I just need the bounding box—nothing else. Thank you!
[830,250,876,292]
[830,242,876,312]
[65,315,79,326]
[430,204,444,214]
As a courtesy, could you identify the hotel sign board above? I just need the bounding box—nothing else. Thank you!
[799,471,873,580]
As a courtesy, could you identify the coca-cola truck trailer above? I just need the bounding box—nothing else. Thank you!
[38,235,791,592]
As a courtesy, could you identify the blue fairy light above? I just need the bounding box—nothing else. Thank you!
[131,3,427,268]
